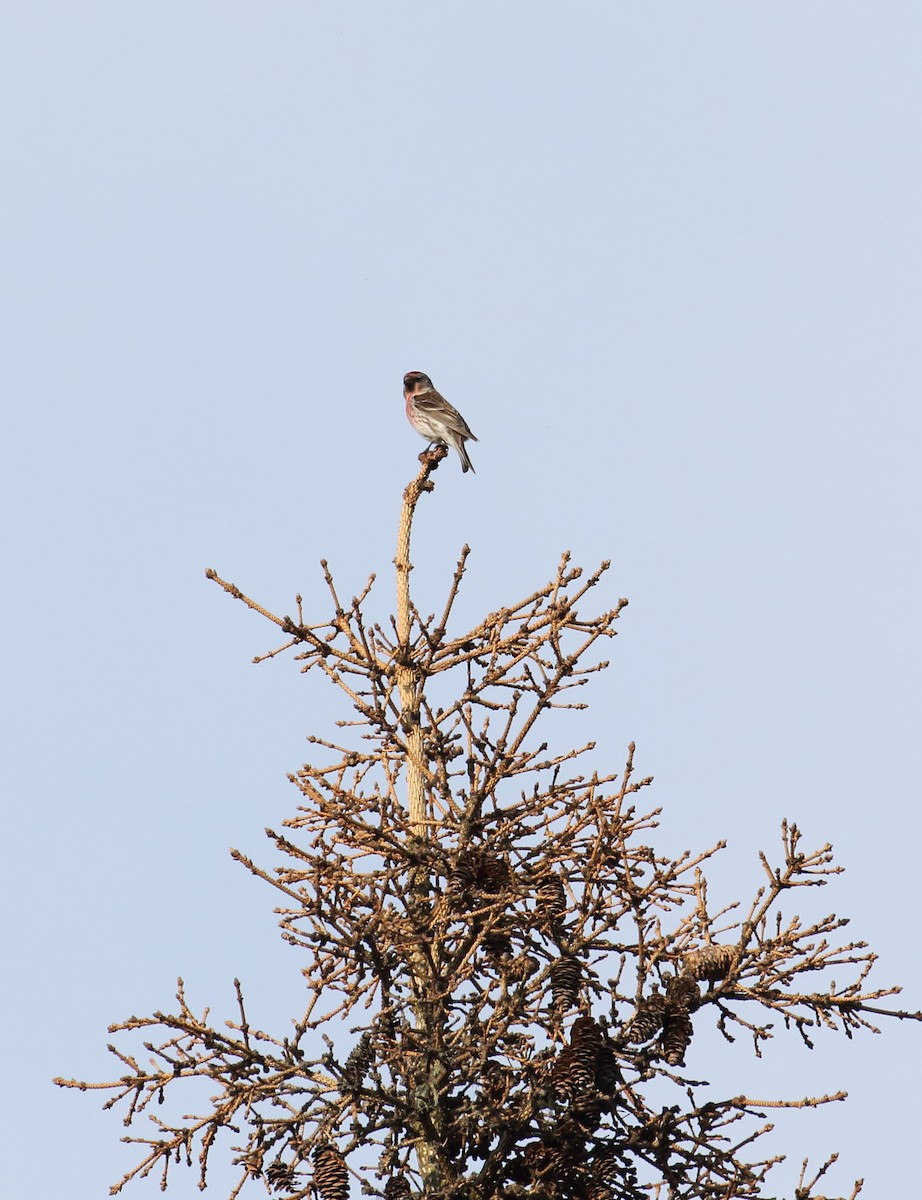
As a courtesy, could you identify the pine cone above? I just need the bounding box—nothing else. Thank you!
[448,850,481,898]
[265,1160,296,1192]
[591,1147,622,1183]
[594,1045,621,1095]
[570,1015,603,1051]
[550,955,582,1009]
[665,971,701,1012]
[551,1046,593,1100]
[384,1176,411,1200]
[342,1032,373,1090]
[683,944,737,982]
[660,1008,694,1066]
[550,1047,575,1097]
[568,1015,621,1097]
[313,1144,348,1200]
[534,870,567,921]
[477,852,513,894]
[568,1019,602,1090]
[626,992,666,1043]
[482,927,514,960]
[524,1138,573,1180]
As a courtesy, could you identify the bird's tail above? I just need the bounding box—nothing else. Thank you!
[457,440,475,474]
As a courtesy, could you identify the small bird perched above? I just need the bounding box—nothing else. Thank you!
[403,371,478,474]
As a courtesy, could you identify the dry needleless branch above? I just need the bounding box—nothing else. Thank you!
[56,445,920,1200]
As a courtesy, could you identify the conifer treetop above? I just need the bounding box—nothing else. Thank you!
[57,448,920,1200]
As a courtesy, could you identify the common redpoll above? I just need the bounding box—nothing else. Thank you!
[403,371,478,474]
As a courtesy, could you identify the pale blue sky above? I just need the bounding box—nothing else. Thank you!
[2,4,920,1197]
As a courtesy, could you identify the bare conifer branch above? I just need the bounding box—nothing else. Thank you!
[61,460,919,1200]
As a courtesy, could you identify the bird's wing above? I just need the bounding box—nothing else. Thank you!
[414,389,478,441]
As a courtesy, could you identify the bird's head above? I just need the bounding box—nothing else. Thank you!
[403,371,433,393]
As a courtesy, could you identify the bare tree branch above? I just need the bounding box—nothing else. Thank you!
[58,454,920,1200]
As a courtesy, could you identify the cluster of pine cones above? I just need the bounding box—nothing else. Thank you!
[625,945,738,1066]
[280,850,740,1199]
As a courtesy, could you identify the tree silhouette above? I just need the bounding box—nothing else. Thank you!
[57,448,920,1199]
